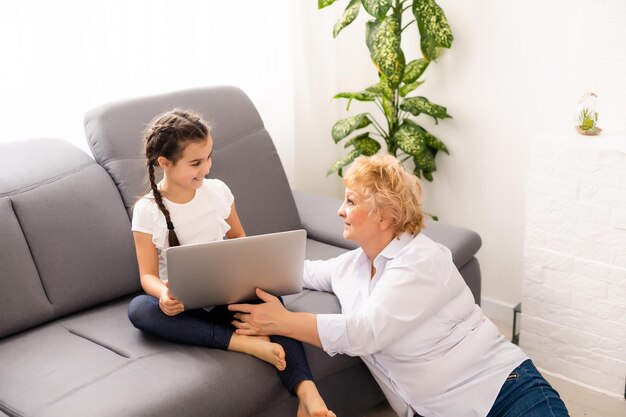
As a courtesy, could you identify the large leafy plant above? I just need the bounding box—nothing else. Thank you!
[320,0,454,181]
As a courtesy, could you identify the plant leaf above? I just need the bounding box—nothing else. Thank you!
[400,96,451,123]
[394,120,436,172]
[367,16,404,88]
[345,133,381,156]
[366,19,376,51]
[402,58,429,84]
[328,149,361,175]
[334,91,378,102]
[318,0,339,10]
[365,84,383,97]
[413,0,454,61]
[421,170,434,182]
[399,80,424,97]
[412,148,436,173]
[367,76,394,101]
[398,119,448,154]
[334,90,377,111]
[362,0,391,20]
[394,120,427,155]
[381,95,396,126]
[331,113,371,143]
[423,130,449,154]
[333,0,361,38]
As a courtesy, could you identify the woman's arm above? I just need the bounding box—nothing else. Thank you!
[303,258,334,292]
[133,231,184,316]
[229,289,322,347]
[232,263,456,357]
[225,203,245,239]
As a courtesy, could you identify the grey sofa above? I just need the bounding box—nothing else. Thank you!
[0,86,482,417]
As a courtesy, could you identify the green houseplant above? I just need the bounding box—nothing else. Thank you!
[319,0,454,181]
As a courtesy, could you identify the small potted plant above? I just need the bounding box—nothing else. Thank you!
[575,92,601,136]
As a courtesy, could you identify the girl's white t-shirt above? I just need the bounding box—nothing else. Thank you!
[131,178,234,281]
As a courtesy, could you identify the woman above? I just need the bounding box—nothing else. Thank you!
[229,154,569,417]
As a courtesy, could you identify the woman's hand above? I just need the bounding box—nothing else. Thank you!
[159,281,185,316]
[229,288,289,336]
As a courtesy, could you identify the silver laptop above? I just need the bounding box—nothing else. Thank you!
[165,229,306,309]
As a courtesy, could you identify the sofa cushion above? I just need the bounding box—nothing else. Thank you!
[305,238,350,261]
[84,86,302,236]
[0,289,369,417]
[0,198,54,338]
[0,139,139,338]
[0,323,130,416]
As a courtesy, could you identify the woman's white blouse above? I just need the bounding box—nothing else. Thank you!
[304,233,528,417]
[131,179,234,281]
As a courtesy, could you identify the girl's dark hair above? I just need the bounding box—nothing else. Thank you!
[143,109,211,247]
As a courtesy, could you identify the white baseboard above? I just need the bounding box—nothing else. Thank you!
[481,297,517,328]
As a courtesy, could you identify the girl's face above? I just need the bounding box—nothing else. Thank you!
[160,137,213,191]
[337,187,382,244]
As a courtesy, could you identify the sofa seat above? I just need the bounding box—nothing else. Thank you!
[0,288,378,417]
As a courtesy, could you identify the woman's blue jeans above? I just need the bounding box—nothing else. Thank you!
[486,359,570,417]
[128,294,313,395]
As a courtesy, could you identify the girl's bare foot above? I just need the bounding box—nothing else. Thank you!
[296,380,336,417]
[228,334,286,370]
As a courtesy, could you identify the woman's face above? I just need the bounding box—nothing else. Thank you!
[337,187,382,244]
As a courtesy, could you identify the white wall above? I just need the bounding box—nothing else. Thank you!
[522,131,626,397]
[294,0,626,311]
[0,0,295,177]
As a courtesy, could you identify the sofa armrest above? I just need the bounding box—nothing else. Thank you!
[293,190,358,251]
[422,219,482,269]
[293,190,482,269]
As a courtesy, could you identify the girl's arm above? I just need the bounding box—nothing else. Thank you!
[225,203,245,239]
[133,231,184,316]
[133,231,162,297]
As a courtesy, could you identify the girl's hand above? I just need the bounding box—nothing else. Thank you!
[159,282,185,316]
[229,288,289,336]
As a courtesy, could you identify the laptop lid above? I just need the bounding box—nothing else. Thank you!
[165,229,306,309]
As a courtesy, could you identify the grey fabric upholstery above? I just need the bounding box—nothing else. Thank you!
[0,292,381,417]
[1,87,482,417]
[84,86,301,236]
[458,258,482,305]
[293,190,359,251]
[0,139,139,339]
[0,197,54,338]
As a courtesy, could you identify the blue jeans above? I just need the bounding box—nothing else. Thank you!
[128,294,313,395]
[486,359,569,417]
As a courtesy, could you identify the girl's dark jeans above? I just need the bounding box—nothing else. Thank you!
[128,294,313,395]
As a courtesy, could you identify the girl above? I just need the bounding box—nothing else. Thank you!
[127,109,335,417]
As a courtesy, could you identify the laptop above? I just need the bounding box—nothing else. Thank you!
[165,229,306,309]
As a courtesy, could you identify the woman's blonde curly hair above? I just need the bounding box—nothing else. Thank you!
[343,154,425,236]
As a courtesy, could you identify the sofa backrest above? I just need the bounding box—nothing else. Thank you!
[84,86,301,236]
[0,139,139,339]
